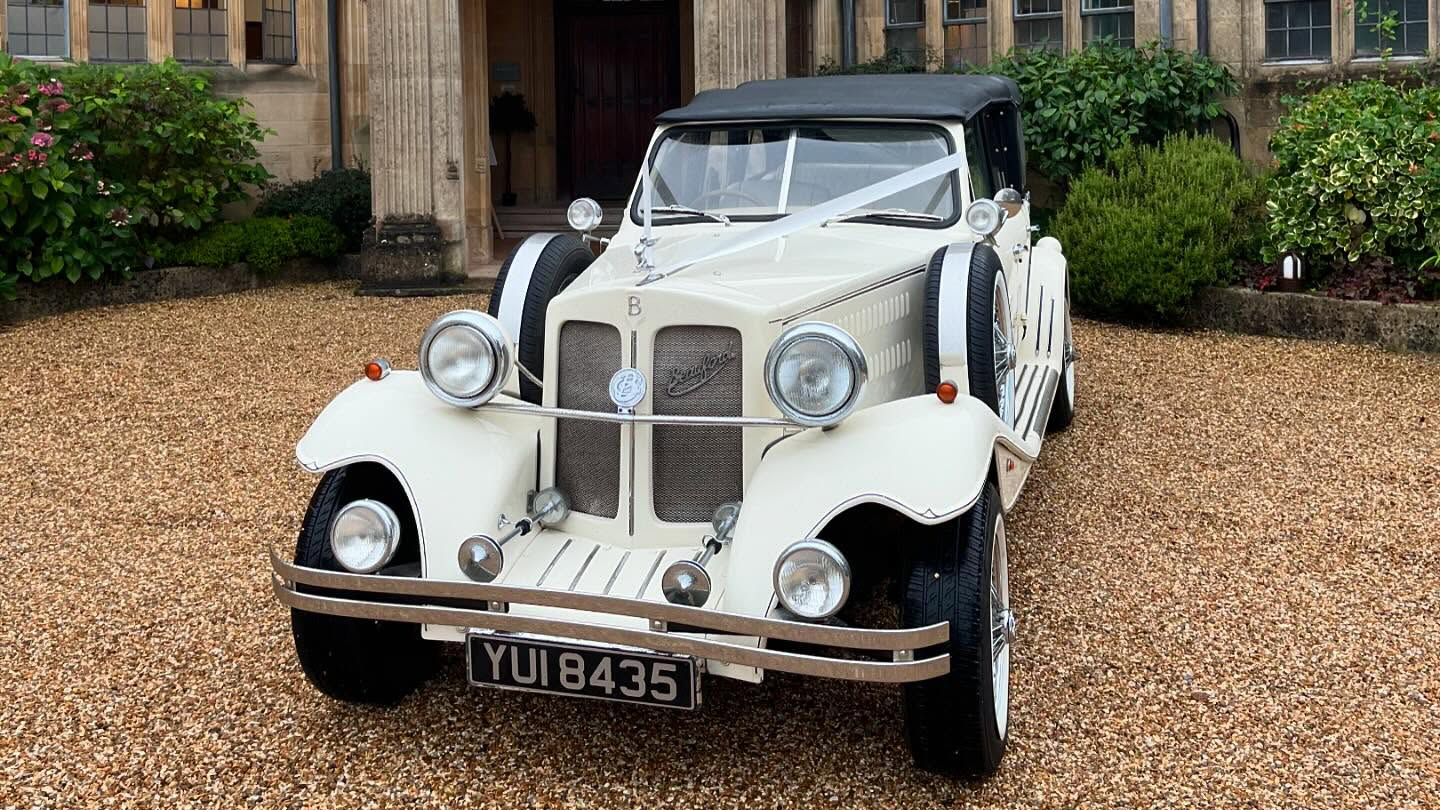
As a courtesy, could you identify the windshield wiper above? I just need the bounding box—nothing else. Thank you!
[822,209,946,227]
[648,205,732,226]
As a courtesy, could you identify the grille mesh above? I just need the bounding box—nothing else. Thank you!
[555,321,622,518]
[652,326,743,522]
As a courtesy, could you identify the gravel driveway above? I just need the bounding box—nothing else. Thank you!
[2,283,1437,809]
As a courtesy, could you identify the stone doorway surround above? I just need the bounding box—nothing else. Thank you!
[361,0,794,291]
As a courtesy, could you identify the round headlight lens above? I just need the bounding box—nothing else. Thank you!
[330,499,401,574]
[566,197,603,233]
[419,311,513,407]
[764,323,867,427]
[964,198,1006,237]
[430,324,494,398]
[773,539,851,619]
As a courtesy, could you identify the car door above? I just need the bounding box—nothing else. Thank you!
[966,114,1033,328]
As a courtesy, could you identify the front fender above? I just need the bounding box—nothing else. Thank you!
[295,371,542,574]
[717,394,1026,620]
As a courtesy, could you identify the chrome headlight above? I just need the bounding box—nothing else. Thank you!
[764,322,867,428]
[773,539,851,619]
[964,198,1006,238]
[330,499,402,574]
[419,310,512,407]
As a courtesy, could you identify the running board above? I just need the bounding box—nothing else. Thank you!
[1013,363,1059,443]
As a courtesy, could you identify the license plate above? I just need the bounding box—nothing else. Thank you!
[466,634,699,710]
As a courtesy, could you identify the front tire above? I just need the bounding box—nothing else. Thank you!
[487,234,594,403]
[901,483,1012,777]
[290,466,437,705]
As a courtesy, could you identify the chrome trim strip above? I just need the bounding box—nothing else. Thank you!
[273,579,949,684]
[634,550,665,599]
[778,265,926,324]
[482,400,796,428]
[272,550,947,651]
[603,550,630,595]
[496,234,561,341]
[568,544,601,591]
[534,538,573,588]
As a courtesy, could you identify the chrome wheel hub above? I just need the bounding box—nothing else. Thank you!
[992,276,1017,426]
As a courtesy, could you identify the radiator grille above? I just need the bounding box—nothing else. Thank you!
[652,326,743,522]
[555,321,622,518]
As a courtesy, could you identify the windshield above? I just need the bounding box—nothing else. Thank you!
[633,124,958,225]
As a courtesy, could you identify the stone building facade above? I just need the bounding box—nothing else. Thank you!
[4,0,1438,282]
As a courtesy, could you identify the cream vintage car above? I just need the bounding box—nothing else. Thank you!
[272,74,1075,777]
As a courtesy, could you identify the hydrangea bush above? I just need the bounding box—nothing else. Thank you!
[0,66,136,298]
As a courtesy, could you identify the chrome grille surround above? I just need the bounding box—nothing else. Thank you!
[555,321,622,518]
[652,326,744,522]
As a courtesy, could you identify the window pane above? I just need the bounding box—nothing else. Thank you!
[887,0,922,26]
[883,25,923,66]
[944,20,987,67]
[1265,1,1331,61]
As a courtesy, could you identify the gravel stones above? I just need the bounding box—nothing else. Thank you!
[1,284,1436,808]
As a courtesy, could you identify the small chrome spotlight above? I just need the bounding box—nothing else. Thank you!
[458,535,504,583]
[458,487,571,584]
[661,560,712,607]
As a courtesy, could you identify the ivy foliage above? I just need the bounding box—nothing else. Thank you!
[1265,79,1440,265]
[820,43,1237,186]
[1050,135,1264,323]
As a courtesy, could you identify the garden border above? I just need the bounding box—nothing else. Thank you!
[1185,287,1440,354]
[0,256,361,326]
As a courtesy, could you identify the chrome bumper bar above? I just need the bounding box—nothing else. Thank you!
[271,550,949,684]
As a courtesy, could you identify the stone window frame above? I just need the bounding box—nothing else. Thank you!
[87,0,145,62]
[942,0,988,67]
[5,0,70,59]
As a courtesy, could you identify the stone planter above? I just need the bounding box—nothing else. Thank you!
[1185,287,1440,354]
[0,256,360,326]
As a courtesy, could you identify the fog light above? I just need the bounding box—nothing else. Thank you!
[661,560,712,607]
[330,499,401,574]
[773,539,851,619]
[458,535,504,583]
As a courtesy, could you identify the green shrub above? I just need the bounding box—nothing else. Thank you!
[819,42,1237,186]
[1266,79,1440,265]
[255,168,372,251]
[59,59,272,237]
[975,43,1237,185]
[154,215,342,273]
[1050,135,1263,323]
[0,57,139,297]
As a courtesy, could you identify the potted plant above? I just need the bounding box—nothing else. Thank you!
[490,91,537,207]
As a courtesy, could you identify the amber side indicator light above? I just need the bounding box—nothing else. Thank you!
[936,380,958,404]
[365,358,391,381]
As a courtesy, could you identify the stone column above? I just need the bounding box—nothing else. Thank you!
[693,0,787,91]
[362,0,469,290]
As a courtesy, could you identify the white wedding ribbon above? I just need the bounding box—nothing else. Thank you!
[636,149,968,287]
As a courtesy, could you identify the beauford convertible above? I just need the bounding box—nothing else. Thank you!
[272,74,1076,777]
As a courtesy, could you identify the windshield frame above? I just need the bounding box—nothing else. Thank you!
[627,120,962,231]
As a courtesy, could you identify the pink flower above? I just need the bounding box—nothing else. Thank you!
[37,79,63,97]
[30,132,54,148]
[54,101,71,113]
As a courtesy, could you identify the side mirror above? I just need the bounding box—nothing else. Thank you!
[566,197,604,233]
[994,187,1024,218]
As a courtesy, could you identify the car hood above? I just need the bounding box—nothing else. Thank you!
[567,226,943,320]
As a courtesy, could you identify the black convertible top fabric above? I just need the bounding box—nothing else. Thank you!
[656,74,1021,123]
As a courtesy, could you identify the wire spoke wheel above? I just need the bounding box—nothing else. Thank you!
[992,275,1017,427]
[989,514,1012,738]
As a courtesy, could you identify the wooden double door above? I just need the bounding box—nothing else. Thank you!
[556,0,682,200]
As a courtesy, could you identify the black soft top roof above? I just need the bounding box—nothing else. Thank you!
[656,74,1021,124]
